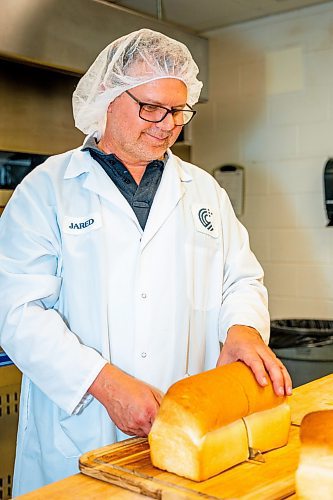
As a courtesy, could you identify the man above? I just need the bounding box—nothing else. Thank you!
[0,29,291,496]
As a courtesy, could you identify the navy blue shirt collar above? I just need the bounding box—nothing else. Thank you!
[81,136,166,230]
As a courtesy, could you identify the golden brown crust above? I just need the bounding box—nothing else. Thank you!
[296,410,333,498]
[300,410,333,446]
[228,361,281,414]
[160,361,286,437]
[149,362,290,481]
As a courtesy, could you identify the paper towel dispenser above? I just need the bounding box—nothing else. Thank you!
[324,159,333,227]
[213,164,244,216]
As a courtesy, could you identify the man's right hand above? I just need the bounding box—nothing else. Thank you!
[88,363,164,437]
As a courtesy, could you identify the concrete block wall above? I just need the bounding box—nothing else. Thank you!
[192,2,333,320]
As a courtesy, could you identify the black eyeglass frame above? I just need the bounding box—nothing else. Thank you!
[125,90,196,126]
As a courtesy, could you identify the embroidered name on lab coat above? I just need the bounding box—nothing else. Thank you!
[63,213,102,235]
[192,204,219,238]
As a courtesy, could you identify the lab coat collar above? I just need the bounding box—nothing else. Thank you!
[140,150,192,248]
[64,140,193,182]
[64,145,92,179]
[168,149,192,183]
[64,144,139,224]
[63,142,194,239]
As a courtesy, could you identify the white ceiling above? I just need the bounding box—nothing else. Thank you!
[107,0,332,33]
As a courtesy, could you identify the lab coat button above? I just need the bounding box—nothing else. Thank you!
[141,292,147,298]
[141,352,147,358]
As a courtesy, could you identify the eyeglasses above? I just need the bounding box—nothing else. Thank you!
[125,90,196,126]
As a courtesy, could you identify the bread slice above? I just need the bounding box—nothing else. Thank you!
[296,410,333,499]
[243,403,291,453]
[149,415,249,481]
[149,362,290,481]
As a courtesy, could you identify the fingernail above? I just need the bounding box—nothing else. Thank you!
[278,387,284,396]
[262,376,268,385]
[287,386,292,396]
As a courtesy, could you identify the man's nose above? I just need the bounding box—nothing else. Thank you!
[157,111,177,130]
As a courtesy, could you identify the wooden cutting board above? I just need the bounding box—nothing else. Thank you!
[289,373,333,425]
[80,425,300,499]
[80,375,333,499]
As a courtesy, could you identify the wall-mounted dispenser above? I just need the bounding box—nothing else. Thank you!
[324,159,333,227]
[213,164,244,216]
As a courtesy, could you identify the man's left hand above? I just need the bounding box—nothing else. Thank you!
[217,325,292,397]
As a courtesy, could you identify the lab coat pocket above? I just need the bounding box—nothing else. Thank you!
[55,412,83,458]
[185,235,223,311]
[55,402,107,459]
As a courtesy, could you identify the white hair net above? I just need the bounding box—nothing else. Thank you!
[72,28,203,139]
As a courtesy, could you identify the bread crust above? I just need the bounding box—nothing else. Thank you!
[296,410,333,498]
[149,362,290,481]
[156,362,285,438]
[300,410,333,447]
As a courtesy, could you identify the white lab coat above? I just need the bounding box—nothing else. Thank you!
[0,143,269,496]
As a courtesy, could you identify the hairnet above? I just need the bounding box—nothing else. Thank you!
[72,28,203,139]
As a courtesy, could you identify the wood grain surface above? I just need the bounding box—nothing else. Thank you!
[289,373,333,425]
[16,473,144,500]
[79,426,301,499]
[18,374,333,499]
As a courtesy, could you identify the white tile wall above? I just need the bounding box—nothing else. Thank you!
[263,263,298,297]
[268,158,323,194]
[268,87,330,125]
[242,124,298,162]
[192,2,333,320]
[299,121,333,157]
[265,47,304,95]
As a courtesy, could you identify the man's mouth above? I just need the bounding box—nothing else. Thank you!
[145,131,170,141]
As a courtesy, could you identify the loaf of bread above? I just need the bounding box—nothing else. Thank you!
[148,361,290,481]
[296,410,333,499]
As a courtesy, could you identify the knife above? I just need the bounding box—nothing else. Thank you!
[247,447,265,464]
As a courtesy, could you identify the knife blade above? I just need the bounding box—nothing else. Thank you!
[247,447,265,464]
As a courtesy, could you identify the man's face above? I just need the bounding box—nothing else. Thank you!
[102,78,187,164]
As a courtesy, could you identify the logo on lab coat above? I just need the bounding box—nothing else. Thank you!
[198,208,214,231]
[63,213,102,235]
[192,204,219,238]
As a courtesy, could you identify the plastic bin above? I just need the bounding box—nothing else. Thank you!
[269,319,333,388]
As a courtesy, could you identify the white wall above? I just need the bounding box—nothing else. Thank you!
[192,2,333,320]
